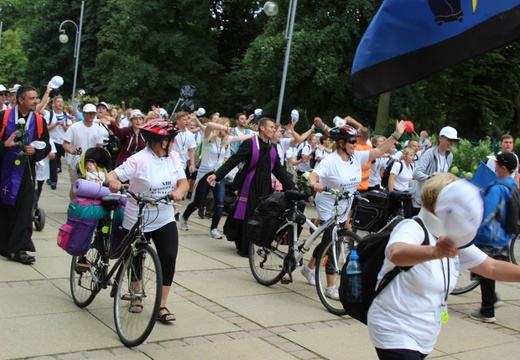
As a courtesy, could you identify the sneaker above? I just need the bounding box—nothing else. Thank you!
[325,286,340,300]
[50,182,57,190]
[209,228,223,239]
[300,266,315,286]
[175,212,180,221]
[494,299,505,308]
[179,215,189,231]
[197,208,205,219]
[470,311,496,323]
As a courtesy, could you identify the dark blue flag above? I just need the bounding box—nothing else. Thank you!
[351,0,520,99]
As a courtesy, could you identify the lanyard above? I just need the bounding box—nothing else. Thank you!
[440,257,451,305]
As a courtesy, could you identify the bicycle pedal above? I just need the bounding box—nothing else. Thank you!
[74,263,89,273]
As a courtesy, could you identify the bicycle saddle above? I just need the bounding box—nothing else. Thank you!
[388,190,412,200]
[101,196,122,211]
[284,190,308,202]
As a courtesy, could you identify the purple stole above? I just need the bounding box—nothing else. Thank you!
[234,136,277,220]
[0,110,36,206]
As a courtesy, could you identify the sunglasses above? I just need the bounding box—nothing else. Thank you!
[346,139,357,144]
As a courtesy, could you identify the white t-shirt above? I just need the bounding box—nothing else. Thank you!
[119,117,130,128]
[114,148,186,232]
[36,142,57,181]
[368,214,487,354]
[198,135,234,177]
[368,157,387,187]
[45,110,73,144]
[63,122,104,167]
[314,147,330,162]
[297,142,314,172]
[94,119,110,147]
[276,138,291,166]
[313,150,370,222]
[390,160,414,191]
[173,129,197,168]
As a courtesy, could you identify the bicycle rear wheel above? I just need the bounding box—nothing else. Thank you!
[315,229,361,316]
[451,269,479,295]
[510,235,520,265]
[249,227,290,286]
[70,246,101,307]
[113,244,162,347]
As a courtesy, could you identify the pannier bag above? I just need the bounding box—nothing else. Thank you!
[248,192,306,247]
[351,190,399,232]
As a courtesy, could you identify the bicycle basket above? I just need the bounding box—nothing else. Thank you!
[352,190,398,232]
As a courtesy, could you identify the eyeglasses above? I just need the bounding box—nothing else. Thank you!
[346,139,357,144]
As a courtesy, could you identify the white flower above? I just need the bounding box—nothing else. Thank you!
[17,119,25,126]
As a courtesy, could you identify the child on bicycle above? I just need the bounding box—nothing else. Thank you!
[84,159,106,184]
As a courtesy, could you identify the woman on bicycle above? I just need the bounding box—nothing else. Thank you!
[301,120,406,299]
[388,147,415,218]
[179,117,254,238]
[107,120,189,323]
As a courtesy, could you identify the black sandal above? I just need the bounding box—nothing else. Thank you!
[129,299,143,313]
[157,307,176,322]
[9,251,35,264]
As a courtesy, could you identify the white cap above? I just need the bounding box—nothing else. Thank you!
[254,108,263,116]
[291,109,299,122]
[97,101,109,109]
[196,107,206,117]
[160,108,168,118]
[9,84,21,93]
[439,126,458,140]
[83,103,97,113]
[130,109,144,119]
[49,76,64,89]
[0,84,8,93]
[435,179,483,249]
[333,116,346,127]
[315,133,323,138]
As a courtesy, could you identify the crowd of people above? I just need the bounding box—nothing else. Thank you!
[4,81,520,354]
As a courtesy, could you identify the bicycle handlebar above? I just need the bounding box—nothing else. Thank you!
[102,182,174,205]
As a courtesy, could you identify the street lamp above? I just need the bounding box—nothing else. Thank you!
[264,0,297,124]
[58,0,85,101]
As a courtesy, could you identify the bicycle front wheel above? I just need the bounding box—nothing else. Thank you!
[315,229,361,316]
[113,244,162,347]
[70,247,101,307]
[510,235,520,265]
[451,269,479,295]
[249,227,290,286]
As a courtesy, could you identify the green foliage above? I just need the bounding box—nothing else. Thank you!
[451,138,492,176]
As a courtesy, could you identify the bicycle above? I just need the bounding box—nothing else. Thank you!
[69,190,172,347]
[451,235,520,295]
[249,189,362,316]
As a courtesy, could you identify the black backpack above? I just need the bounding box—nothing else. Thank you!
[380,158,397,188]
[339,217,429,325]
[487,182,520,235]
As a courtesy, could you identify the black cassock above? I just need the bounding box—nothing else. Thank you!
[214,136,294,256]
[0,110,50,256]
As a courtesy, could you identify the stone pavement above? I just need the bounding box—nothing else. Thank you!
[2,169,520,359]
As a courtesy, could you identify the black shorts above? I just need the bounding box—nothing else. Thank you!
[185,164,197,180]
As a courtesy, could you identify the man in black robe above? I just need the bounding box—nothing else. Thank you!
[207,118,295,257]
[0,85,50,264]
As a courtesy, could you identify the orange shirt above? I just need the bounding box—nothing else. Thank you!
[356,143,372,191]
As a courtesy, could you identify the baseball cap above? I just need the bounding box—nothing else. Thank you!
[0,84,8,94]
[291,109,299,122]
[97,101,109,109]
[435,179,483,249]
[196,107,206,117]
[130,109,144,119]
[439,126,458,140]
[489,152,518,171]
[83,103,97,113]
[9,84,21,93]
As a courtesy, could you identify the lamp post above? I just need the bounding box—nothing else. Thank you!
[58,0,85,101]
[264,0,297,124]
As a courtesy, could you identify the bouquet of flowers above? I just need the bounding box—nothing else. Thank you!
[14,118,30,166]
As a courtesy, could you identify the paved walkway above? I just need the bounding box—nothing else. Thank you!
[2,168,520,359]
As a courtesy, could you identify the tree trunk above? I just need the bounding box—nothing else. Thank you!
[375,92,391,133]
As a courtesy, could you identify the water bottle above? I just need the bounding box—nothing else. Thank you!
[346,249,362,303]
